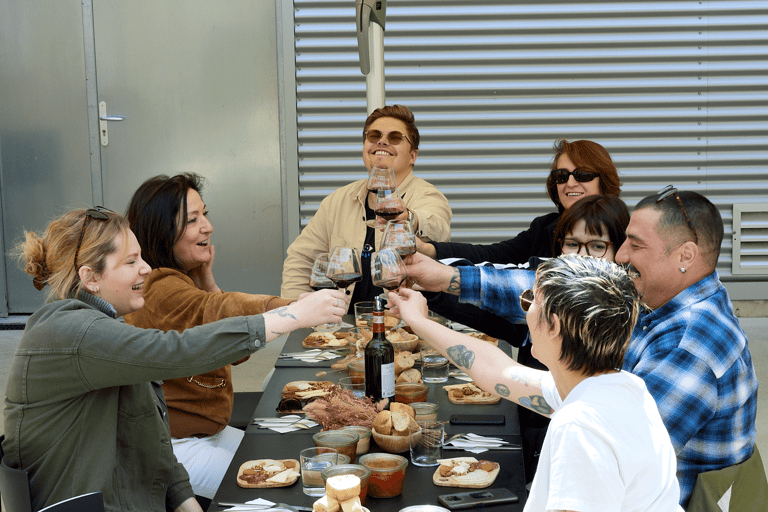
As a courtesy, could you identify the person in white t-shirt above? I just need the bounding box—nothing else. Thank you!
[390,255,682,511]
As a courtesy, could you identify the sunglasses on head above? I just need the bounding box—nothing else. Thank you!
[519,289,534,312]
[364,129,412,146]
[550,167,600,184]
[656,185,698,244]
[73,206,115,272]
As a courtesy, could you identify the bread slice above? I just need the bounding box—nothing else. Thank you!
[391,411,411,436]
[394,351,414,374]
[389,402,415,419]
[339,497,363,512]
[326,474,361,502]
[372,411,392,435]
[395,368,421,383]
[313,494,340,512]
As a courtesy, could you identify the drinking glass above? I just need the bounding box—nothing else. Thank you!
[381,220,416,258]
[309,253,341,331]
[326,246,362,293]
[371,248,407,298]
[373,189,406,230]
[366,166,396,192]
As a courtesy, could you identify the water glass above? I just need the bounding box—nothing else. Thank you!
[354,301,375,328]
[421,349,449,383]
[300,447,338,496]
[337,376,365,399]
[410,420,443,467]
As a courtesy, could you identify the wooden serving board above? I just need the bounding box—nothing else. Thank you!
[443,383,501,405]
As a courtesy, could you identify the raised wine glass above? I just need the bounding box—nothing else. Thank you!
[325,246,363,296]
[380,219,416,258]
[373,188,406,230]
[371,248,408,302]
[366,166,396,193]
[309,253,340,331]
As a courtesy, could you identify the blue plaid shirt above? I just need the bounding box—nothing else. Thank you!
[459,267,758,507]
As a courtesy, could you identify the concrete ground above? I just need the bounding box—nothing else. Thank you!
[1,316,766,500]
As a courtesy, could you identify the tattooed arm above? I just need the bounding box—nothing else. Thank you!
[261,289,346,341]
[389,288,553,418]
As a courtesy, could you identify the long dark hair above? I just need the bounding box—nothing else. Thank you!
[126,173,205,271]
[552,195,630,256]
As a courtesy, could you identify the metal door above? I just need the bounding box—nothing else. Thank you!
[0,1,286,314]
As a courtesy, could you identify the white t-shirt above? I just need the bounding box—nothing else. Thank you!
[524,371,682,512]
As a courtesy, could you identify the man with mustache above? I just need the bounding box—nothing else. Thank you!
[401,187,758,509]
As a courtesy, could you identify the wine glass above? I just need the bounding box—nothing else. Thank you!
[373,188,406,230]
[371,248,408,301]
[366,166,396,192]
[309,253,340,331]
[325,246,363,294]
[381,220,416,258]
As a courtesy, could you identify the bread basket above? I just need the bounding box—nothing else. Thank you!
[371,428,420,454]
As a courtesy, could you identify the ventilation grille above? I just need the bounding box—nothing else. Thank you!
[732,204,768,275]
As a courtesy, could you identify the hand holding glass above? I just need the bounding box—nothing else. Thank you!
[381,220,416,258]
[326,246,362,291]
[371,248,408,293]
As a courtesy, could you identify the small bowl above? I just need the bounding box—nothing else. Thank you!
[411,402,439,422]
[371,429,419,454]
[347,359,365,384]
[399,507,451,512]
[313,430,360,462]
[394,382,429,404]
[321,464,372,505]
[359,453,408,498]
[340,425,372,454]
[387,333,420,352]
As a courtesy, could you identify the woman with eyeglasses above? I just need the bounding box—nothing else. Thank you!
[122,173,299,502]
[3,208,344,512]
[280,104,452,307]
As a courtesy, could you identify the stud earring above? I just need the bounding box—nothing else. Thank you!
[680,267,686,274]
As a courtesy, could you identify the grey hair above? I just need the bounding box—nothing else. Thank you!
[534,254,641,375]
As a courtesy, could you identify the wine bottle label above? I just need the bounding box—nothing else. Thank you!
[381,362,395,398]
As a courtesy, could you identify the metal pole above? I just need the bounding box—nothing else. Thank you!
[366,23,385,113]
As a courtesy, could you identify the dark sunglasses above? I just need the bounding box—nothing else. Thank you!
[519,289,534,312]
[364,129,412,146]
[656,185,698,244]
[560,238,612,257]
[550,167,600,184]
[73,206,115,272]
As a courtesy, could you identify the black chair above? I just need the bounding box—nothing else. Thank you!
[0,434,33,512]
[38,492,104,512]
[228,391,263,430]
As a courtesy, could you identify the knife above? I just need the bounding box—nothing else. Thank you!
[443,445,522,451]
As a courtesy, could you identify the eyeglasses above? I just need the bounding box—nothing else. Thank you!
[519,289,534,312]
[560,238,612,257]
[364,129,412,146]
[73,206,114,272]
[656,185,698,244]
[550,167,600,184]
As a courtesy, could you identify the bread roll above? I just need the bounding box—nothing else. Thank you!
[390,402,415,419]
[395,368,421,383]
[394,351,414,375]
[372,410,392,435]
[313,494,340,512]
[326,474,361,502]
[339,497,363,512]
[391,411,411,436]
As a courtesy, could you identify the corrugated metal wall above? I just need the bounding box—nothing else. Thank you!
[291,0,768,286]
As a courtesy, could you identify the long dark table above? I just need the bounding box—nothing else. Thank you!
[246,366,521,438]
[208,431,526,511]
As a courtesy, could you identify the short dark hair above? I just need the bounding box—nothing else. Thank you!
[552,195,630,256]
[534,255,641,376]
[546,139,622,211]
[363,104,420,150]
[636,189,724,268]
[125,173,205,271]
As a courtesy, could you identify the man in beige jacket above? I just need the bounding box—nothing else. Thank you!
[281,105,451,306]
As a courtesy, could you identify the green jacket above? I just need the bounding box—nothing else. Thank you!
[2,292,266,511]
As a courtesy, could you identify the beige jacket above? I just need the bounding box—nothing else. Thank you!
[281,172,451,299]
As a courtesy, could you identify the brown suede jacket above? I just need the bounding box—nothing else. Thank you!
[124,267,292,438]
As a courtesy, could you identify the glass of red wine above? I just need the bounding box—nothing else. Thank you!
[326,246,363,295]
[366,166,396,192]
[373,188,406,230]
[371,248,408,301]
[381,220,416,258]
[309,253,342,331]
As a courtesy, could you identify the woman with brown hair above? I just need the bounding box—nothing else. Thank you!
[123,173,296,500]
[2,208,343,512]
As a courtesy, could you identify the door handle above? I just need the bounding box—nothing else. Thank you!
[98,101,126,146]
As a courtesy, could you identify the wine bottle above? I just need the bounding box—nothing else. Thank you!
[364,296,395,404]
